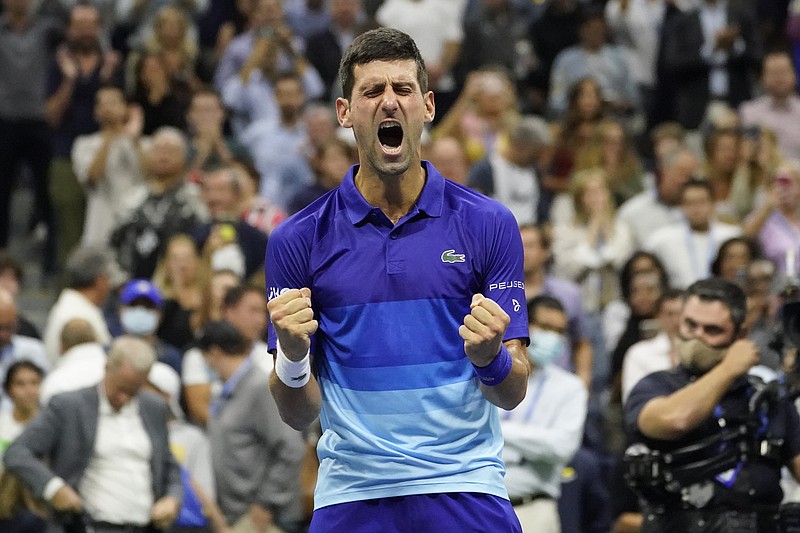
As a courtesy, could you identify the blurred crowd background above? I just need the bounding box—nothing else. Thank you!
[0,0,800,531]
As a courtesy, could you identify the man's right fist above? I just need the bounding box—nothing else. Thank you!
[722,339,760,377]
[267,287,318,360]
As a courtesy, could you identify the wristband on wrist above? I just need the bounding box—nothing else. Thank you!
[275,341,311,388]
[472,344,513,386]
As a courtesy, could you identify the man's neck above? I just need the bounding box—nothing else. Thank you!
[102,122,125,135]
[769,93,794,108]
[149,174,182,195]
[12,405,36,424]
[689,221,711,232]
[219,356,248,383]
[77,287,102,307]
[355,162,426,224]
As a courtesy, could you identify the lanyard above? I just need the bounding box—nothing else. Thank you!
[210,358,252,417]
[684,223,716,280]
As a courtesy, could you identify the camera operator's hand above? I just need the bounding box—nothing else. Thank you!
[719,339,760,377]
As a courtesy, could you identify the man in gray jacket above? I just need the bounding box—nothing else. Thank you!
[198,320,305,533]
[4,335,182,533]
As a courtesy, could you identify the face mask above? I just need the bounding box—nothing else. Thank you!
[211,244,245,278]
[676,337,728,374]
[528,329,565,367]
[121,307,159,336]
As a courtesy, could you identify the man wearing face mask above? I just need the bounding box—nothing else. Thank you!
[118,279,183,376]
[624,277,800,532]
[500,295,588,533]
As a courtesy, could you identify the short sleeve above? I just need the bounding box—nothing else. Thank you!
[482,207,528,343]
[265,222,313,351]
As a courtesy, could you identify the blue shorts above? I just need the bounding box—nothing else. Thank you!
[308,492,522,533]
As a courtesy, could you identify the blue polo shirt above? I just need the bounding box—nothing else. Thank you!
[266,161,528,509]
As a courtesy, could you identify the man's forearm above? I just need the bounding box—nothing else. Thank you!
[638,363,738,440]
[479,340,530,410]
[269,371,322,431]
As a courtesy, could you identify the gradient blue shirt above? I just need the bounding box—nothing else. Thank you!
[266,161,528,509]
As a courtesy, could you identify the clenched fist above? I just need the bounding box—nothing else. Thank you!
[458,294,510,367]
[267,288,318,360]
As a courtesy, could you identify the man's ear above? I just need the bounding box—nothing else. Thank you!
[336,98,352,128]
[423,91,435,124]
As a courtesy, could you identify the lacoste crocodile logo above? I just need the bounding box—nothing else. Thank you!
[441,249,466,263]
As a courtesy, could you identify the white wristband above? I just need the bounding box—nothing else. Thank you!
[275,341,311,388]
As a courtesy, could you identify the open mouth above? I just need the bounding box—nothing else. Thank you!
[378,121,404,152]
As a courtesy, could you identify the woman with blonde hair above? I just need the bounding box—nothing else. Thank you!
[729,126,784,222]
[433,67,520,163]
[553,168,634,315]
[126,6,200,104]
[152,234,208,351]
[544,77,608,195]
[574,118,644,206]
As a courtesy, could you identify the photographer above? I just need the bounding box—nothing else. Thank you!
[217,0,323,135]
[624,277,800,532]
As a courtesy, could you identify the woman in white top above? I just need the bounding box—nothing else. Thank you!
[553,167,634,314]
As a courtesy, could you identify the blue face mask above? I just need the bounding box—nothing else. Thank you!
[528,329,565,367]
[120,307,159,336]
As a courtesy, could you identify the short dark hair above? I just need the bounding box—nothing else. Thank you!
[338,27,428,100]
[190,86,223,105]
[196,320,250,356]
[519,223,552,251]
[527,295,565,324]
[656,288,684,313]
[680,177,713,201]
[222,284,263,310]
[4,360,44,393]
[684,277,747,329]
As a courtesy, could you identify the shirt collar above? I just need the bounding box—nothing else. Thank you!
[98,381,138,416]
[340,160,445,225]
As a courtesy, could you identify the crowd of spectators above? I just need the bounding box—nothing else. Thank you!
[0,0,799,531]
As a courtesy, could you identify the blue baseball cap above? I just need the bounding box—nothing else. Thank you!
[120,279,163,308]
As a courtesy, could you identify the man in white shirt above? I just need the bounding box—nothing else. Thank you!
[4,336,182,532]
[501,295,587,533]
[617,146,698,249]
[646,178,741,289]
[42,246,113,364]
[39,317,106,406]
[182,284,271,425]
[621,289,684,404]
[0,289,49,408]
[467,116,552,226]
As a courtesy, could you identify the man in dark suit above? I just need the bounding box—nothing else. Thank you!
[3,336,182,533]
[661,0,762,129]
[304,0,373,101]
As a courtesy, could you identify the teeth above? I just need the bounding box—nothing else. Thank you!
[380,122,400,129]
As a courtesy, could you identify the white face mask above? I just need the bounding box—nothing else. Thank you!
[527,329,565,367]
[120,307,159,336]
